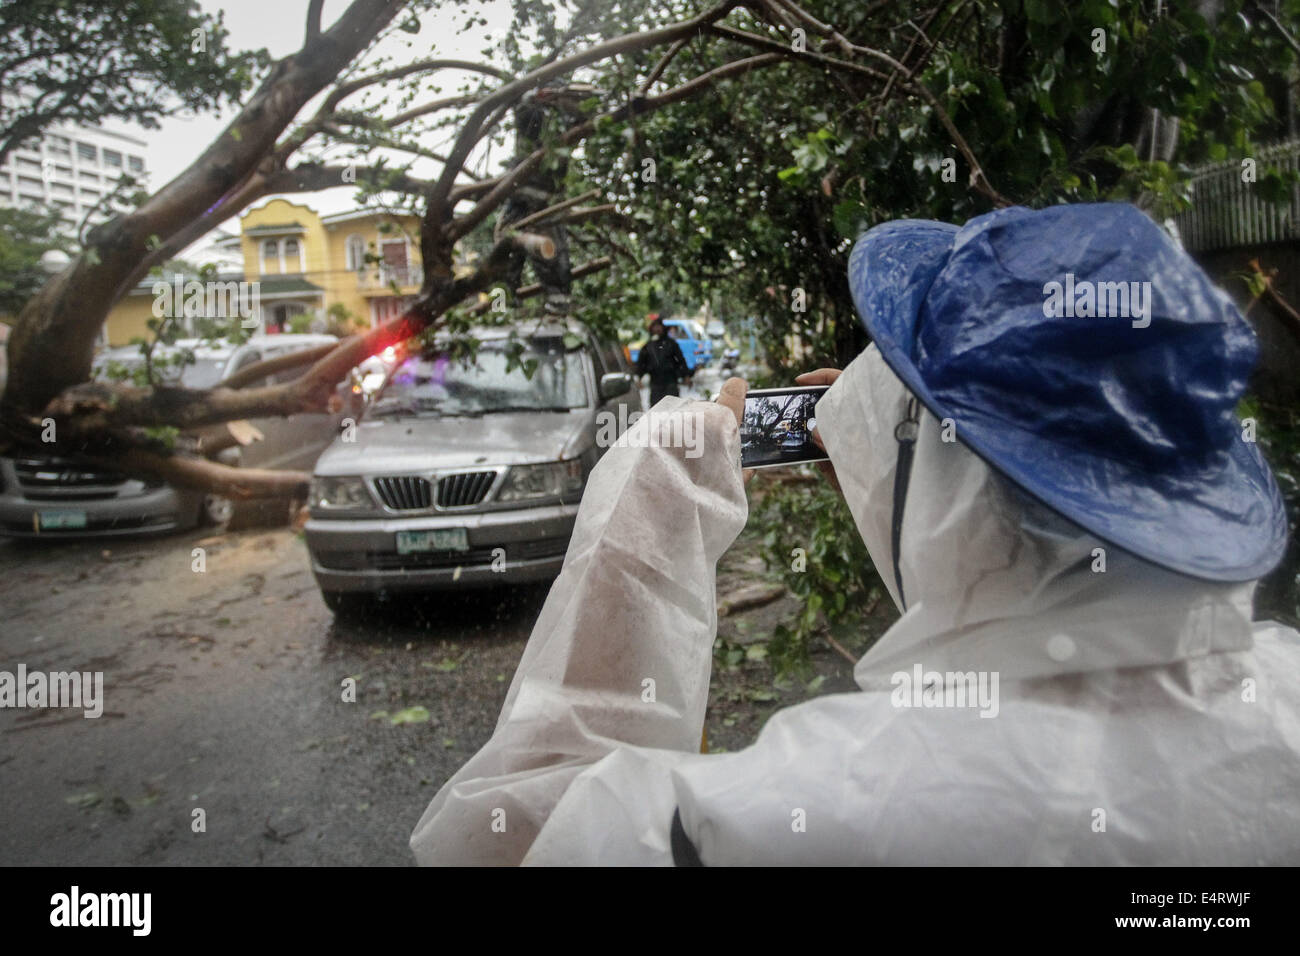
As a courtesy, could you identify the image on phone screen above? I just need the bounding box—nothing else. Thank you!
[740,386,830,469]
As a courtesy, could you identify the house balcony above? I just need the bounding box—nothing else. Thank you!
[357,265,423,293]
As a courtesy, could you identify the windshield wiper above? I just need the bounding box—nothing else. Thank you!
[373,400,488,419]
[479,404,574,414]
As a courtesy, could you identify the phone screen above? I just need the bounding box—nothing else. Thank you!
[740,386,830,469]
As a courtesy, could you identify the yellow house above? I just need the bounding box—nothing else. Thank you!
[100,287,159,346]
[102,198,425,345]
[241,199,425,331]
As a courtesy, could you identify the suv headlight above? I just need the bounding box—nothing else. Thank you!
[309,476,374,513]
[498,460,584,502]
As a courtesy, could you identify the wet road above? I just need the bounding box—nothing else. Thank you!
[0,527,546,865]
[0,363,818,867]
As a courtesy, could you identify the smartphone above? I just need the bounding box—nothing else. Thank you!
[740,385,830,469]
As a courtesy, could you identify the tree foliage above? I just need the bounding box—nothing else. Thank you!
[567,0,1300,371]
[0,205,69,317]
[0,0,269,163]
[3,0,1299,504]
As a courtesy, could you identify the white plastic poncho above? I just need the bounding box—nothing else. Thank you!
[410,345,1300,865]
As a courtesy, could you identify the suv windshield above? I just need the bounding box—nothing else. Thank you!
[370,340,588,418]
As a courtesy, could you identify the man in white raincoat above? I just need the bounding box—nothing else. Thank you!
[411,203,1300,865]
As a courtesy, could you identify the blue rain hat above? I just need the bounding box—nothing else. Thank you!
[848,202,1286,582]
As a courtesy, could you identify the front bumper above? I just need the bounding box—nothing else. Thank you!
[0,473,201,539]
[305,501,579,593]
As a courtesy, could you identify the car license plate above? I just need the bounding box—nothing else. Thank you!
[38,510,87,530]
[396,528,468,554]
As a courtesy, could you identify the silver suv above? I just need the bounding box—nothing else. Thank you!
[0,334,341,538]
[304,321,641,612]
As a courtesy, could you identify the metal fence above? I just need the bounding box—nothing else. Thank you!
[1175,139,1300,252]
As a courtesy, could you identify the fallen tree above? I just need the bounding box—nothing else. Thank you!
[0,0,1012,498]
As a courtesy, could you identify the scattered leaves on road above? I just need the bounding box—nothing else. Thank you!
[387,706,431,726]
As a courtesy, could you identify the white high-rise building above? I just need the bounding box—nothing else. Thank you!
[0,124,150,230]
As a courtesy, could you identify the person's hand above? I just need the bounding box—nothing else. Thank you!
[795,368,842,495]
[714,377,754,484]
[715,376,746,428]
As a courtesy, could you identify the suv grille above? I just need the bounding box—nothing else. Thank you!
[372,476,432,511]
[437,471,496,508]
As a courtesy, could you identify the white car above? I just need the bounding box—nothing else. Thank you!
[0,334,343,538]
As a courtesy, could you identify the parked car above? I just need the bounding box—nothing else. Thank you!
[304,321,642,612]
[627,318,713,371]
[0,334,342,538]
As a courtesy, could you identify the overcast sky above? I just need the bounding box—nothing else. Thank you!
[101,0,521,237]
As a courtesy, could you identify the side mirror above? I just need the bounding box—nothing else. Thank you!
[599,372,632,400]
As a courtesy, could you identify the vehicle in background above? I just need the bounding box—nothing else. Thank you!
[702,319,741,374]
[0,334,343,538]
[304,321,642,612]
[627,318,713,372]
[344,344,403,414]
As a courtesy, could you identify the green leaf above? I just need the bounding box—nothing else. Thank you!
[832,200,868,240]
[1025,0,1062,25]
[390,706,431,725]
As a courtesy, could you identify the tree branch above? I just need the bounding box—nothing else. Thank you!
[506,188,601,231]
[449,52,786,241]
[424,0,743,228]
[466,257,613,315]
[321,59,510,116]
[709,23,1011,206]
[1249,0,1300,58]
[219,341,344,391]
[108,447,311,499]
[3,0,408,413]
[640,38,690,94]
[306,0,324,41]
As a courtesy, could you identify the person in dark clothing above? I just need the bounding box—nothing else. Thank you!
[635,318,691,406]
